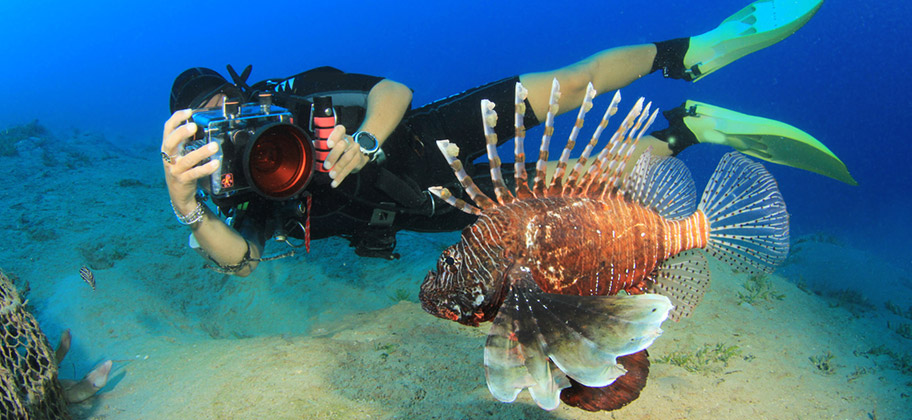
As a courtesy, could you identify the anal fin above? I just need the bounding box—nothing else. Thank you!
[484,265,672,410]
[649,250,710,321]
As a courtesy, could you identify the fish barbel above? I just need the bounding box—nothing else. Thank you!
[419,80,789,411]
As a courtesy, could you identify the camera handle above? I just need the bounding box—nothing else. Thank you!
[311,96,335,173]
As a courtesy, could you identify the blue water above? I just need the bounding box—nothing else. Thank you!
[1,0,910,416]
[2,0,909,267]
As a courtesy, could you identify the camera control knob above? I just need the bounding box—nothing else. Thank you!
[223,101,240,119]
[258,92,273,114]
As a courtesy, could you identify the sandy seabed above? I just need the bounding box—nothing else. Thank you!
[1,127,910,419]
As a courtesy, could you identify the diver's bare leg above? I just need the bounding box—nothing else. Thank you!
[629,135,672,163]
[519,44,656,120]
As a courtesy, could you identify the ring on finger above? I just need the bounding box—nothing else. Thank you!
[161,151,178,164]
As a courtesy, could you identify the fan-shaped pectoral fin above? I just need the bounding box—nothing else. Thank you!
[485,265,569,410]
[484,265,673,410]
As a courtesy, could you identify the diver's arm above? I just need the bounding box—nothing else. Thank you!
[324,78,413,188]
[187,207,263,277]
[357,78,413,146]
[161,109,261,276]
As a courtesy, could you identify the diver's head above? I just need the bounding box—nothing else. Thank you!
[169,67,242,113]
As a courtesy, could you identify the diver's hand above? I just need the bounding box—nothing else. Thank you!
[161,109,220,213]
[324,125,369,188]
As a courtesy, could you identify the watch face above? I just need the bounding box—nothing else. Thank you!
[356,132,378,152]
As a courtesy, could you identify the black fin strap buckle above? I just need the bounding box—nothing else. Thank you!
[226,64,254,98]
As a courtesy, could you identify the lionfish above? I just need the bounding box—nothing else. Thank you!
[419,80,789,411]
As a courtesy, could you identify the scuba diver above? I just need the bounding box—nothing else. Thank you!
[161,0,852,275]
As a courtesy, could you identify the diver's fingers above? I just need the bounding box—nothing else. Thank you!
[174,141,219,173]
[163,109,194,146]
[330,148,367,188]
[179,159,220,184]
[323,125,349,171]
[163,141,219,189]
[162,121,197,157]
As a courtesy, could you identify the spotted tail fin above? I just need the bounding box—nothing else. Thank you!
[698,152,790,272]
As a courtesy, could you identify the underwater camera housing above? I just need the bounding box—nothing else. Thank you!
[182,93,315,200]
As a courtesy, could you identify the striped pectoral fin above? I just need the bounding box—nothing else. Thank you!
[485,309,568,410]
[485,265,672,410]
[648,250,710,321]
[485,265,570,410]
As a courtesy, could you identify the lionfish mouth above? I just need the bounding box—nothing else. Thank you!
[419,270,471,324]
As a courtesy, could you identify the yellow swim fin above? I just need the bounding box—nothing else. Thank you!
[670,100,856,185]
[684,0,824,82]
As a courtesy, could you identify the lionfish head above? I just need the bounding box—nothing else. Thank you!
[419,243,499,327]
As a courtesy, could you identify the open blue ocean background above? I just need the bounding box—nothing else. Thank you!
[1,1,912,417]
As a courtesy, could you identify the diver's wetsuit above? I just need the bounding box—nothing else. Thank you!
[217,66,539,257]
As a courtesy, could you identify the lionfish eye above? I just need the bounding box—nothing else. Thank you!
[444,256,456,266]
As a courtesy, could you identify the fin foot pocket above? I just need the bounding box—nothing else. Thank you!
[684,0,824,82]
[681,100,857,185]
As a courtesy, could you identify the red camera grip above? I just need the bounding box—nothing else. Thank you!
[313,115,335,173]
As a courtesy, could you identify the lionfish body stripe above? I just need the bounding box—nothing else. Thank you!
[420,80,789,412]
[459,196,708,297]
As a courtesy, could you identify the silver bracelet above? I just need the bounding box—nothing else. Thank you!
[172,200,205,225]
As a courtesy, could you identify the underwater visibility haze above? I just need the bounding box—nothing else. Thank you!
[0,0,910,418]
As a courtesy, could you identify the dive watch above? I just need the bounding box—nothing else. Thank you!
[353,131,385,163]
